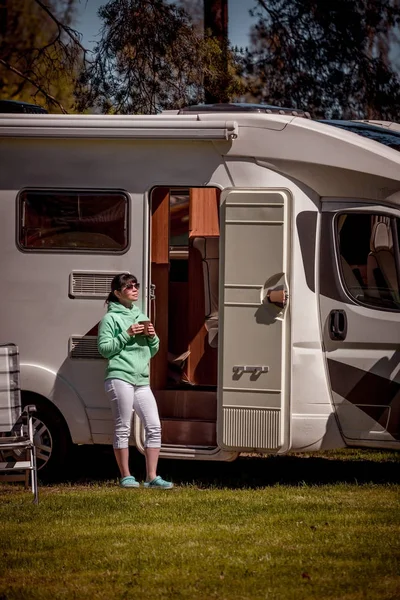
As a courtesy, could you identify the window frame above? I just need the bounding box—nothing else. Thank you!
[333,209,400,312]
[16,188,130,255]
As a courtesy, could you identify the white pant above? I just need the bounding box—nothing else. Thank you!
[105,379,161,449]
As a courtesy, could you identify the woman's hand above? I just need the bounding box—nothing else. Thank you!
[127,323,144,336]
[147,323,156,337]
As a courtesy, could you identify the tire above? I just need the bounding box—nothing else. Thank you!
[22,392,72,480]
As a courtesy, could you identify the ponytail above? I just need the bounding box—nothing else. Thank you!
[105,291,119,305]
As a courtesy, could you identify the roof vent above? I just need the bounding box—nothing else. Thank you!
[178,103,311,119]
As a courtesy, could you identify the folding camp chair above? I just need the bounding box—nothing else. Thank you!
[0,344,38,504]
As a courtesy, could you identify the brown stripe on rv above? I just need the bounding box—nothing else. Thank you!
[327,358,400,439]
[296,211,317,293]
[84,323,99,336]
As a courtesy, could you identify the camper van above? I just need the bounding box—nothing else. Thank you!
[0,104,399,475]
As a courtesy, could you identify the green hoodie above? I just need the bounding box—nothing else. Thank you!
[97,301,159,386]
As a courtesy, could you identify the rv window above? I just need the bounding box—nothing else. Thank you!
[337,213,400,310]
[18,190,128,252]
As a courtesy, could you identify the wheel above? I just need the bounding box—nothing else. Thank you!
[0,393,72,481]
[27,394,72,479]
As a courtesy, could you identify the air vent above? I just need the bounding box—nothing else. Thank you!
[70,336,103,359]
[222,407,281,450]
[70,272,123,299]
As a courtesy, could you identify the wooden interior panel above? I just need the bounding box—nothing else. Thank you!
[151,187,170,264]
[161,419,216,446]
[168,281,189,355]
[150,187,170,389]
[155,390,217,420]
[189,188,220,238]
[185,244,218,385]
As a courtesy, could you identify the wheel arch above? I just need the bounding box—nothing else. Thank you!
[21,390,72,441]
[20,363,92,444]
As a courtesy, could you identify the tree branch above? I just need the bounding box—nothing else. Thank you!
[33,0,88,54]
[0,58,68,113]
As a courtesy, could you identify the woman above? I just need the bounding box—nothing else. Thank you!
[98,273,173,489]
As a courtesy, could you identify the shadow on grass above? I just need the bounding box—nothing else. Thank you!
[58,445,400,489]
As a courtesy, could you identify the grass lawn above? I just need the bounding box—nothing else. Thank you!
[1,448,399,600]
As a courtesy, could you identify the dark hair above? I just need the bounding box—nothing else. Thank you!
[106,273,138,304]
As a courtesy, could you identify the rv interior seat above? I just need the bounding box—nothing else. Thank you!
[340,256,364,300]
[367,221,398,302]
[192,237,219,348]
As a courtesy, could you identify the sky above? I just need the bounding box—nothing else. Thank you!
[76,0,257,51]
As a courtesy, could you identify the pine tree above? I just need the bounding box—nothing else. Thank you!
[245,0,400,119]
[0,0,85,113]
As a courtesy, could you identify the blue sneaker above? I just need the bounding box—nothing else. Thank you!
[143,476,173,489]
[120,475,140,488]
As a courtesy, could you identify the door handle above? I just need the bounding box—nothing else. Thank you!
[266,289,288,308]
[329,309,347,341]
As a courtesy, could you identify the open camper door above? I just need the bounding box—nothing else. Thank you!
[217,189,291,452]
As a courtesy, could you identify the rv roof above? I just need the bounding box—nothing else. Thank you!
[179,103,311,118]
[2,111,400,185]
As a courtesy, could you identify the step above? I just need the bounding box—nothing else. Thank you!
[161,418,216,446]
[155,389,217,420]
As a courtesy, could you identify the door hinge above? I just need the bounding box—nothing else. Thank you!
[233,365,269,375]
[150,283,156,301]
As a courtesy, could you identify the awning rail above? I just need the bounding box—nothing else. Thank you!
[0,116,238,141]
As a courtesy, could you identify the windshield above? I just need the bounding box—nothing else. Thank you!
[319,120,400,152]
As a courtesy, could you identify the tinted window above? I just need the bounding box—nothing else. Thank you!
[337,213,400,310]
[320,121,400,152]
[19,190,128,252]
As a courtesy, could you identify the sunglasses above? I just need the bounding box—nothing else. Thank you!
[124,282,140,291]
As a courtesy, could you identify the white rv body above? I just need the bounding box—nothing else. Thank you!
[0,110,399,471]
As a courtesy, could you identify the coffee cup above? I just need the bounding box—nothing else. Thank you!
[139,321,150,335]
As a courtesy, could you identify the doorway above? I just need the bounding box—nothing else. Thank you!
[150,187,221,448]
